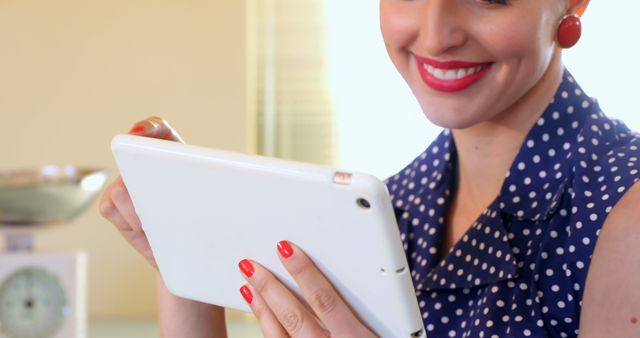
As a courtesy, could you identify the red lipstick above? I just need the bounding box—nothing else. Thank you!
[415,55,493,93]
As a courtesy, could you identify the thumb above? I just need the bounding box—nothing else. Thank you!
[128,116,185,143]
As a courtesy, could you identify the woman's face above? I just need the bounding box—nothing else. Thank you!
[380,0,567,129]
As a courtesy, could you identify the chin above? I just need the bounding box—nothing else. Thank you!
[419,102,487,130]
[422,112,480,130]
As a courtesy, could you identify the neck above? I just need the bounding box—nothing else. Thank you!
[451,51,564,211]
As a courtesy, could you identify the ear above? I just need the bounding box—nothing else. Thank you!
[569,0,590,17]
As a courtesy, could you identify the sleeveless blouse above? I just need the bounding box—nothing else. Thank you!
[385,69,640,338]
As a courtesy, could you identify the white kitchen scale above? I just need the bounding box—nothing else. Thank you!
[0,165,107,338]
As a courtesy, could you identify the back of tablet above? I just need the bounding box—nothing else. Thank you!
[111,135,425,338]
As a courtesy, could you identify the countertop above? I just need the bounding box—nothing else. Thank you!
[89,311,262,338]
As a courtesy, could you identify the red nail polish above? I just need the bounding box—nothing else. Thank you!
[238,259,254,278]
[277,240,294,259]
[129,125,145,134]
[240,285,253,304]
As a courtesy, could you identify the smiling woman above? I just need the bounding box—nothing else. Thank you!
[328,0,640,337]
[97,0,640,337]
[328,0,640,179]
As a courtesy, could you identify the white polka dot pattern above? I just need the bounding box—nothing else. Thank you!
[386,69,640,337]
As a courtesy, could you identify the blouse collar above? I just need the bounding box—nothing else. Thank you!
[388,69,601,291]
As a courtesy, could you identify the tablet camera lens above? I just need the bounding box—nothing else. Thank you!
[410,329,424,337]
[356,198,371,209]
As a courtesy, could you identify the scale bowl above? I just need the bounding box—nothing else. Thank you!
[0,166,108,226]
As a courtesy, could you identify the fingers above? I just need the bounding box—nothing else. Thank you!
[237,244,375,338]
[108,177,143,232]
[240,284,290,338]
[99,176,157,268]
[121,228,157,268]
[239,259,328,338]
[99,178,135,233]
[104,116,181,230]
[275,241,372,336]
[128,116,185,143]
[99,116,182,270]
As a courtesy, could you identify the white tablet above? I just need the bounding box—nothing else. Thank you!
[111,135,425,338]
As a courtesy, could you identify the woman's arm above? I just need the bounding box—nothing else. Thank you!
[579,183,640,337]
[157,273,227,338]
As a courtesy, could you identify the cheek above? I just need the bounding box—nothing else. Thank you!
[379,3,417,56]
[478,16,554,68]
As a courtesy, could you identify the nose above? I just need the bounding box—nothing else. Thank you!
[417,0,467,57]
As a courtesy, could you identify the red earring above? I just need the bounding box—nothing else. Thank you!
[557,14,582,49]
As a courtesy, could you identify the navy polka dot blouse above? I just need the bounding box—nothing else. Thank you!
[385,69,640,338]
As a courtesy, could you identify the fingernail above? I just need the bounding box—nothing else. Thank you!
[240,285,253,304]
[238,259,254,278]
[277,240,293,259]
[129,125,145,134]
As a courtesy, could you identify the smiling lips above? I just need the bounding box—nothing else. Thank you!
[416,55,493,93]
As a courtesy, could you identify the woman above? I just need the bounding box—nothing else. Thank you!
[100,0,640,337]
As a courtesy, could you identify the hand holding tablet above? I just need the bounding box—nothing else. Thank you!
[110,133,425,337]
[237,241,379,337]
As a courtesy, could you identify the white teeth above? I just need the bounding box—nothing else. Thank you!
[423,63,487,80]
[444,70,457,80]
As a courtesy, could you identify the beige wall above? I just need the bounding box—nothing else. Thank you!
[0,0,253,317]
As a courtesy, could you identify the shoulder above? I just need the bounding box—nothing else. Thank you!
[568,113,640,219]
[578,181,640,337]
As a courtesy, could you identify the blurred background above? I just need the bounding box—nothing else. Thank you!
[0,0,637,337]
